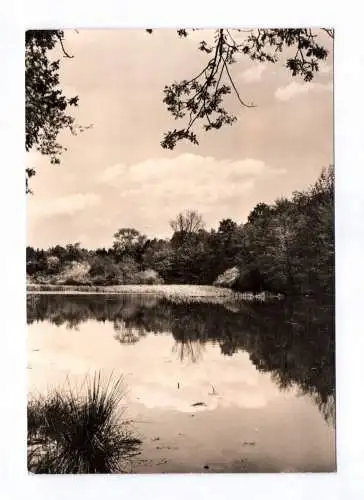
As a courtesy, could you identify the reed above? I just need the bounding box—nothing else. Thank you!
[27,372,141,474]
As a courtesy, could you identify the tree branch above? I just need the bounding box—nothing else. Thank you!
[222,57,256,108]
[56,33,74,58]
[322,28,334,39]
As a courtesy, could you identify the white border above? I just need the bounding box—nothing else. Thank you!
[1,1,364,499]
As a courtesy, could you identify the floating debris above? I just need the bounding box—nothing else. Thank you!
[208,385,218,396]
[191,402,207,407]
[156,459,168,466]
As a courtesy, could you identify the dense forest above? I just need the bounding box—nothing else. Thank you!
[26,166,334,297]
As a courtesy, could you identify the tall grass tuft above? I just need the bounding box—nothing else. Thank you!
[27,372,141,473]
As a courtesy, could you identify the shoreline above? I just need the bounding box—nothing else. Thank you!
[26,284,285,302]
[27,283,238,295]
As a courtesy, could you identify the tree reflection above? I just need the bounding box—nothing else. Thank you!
[172,339,205,363]
[27,293,334,421]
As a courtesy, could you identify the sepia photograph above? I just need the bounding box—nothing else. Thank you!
[26,28,335,474]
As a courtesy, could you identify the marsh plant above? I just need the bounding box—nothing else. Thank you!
[27,372,141,473]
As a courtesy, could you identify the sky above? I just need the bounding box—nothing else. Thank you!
[26,29,333,249]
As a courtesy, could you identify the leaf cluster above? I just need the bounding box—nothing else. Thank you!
[145,28,332,149]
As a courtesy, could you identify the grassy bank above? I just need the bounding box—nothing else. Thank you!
[26,283,284,303]
[27,283,235,295]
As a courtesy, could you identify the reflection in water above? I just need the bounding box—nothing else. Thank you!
[172,339,205,364]
[27,293,335,423]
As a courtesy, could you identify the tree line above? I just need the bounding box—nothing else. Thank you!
[26,166,334,296]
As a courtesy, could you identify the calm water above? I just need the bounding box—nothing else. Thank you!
[27,293,336,473]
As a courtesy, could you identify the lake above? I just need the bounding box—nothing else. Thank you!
[27,292,336,473]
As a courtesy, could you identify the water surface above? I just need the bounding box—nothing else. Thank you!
[27,293,335,473]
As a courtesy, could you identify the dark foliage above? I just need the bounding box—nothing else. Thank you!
[25,30,91,192]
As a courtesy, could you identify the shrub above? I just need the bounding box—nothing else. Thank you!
[137,269,164,285]
[213,266,240,287]
[89,257,125,285]
[27,373,141,473]
[60,261,91,283]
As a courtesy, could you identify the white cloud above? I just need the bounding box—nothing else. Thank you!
[28,155,287,244]
[275,81,333,101]
[98,154,284,187]
[240,64,267,83]
[97,155,286,209]
[98,163,126,183]
[28,193,101,218]
[94,154,286,236]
